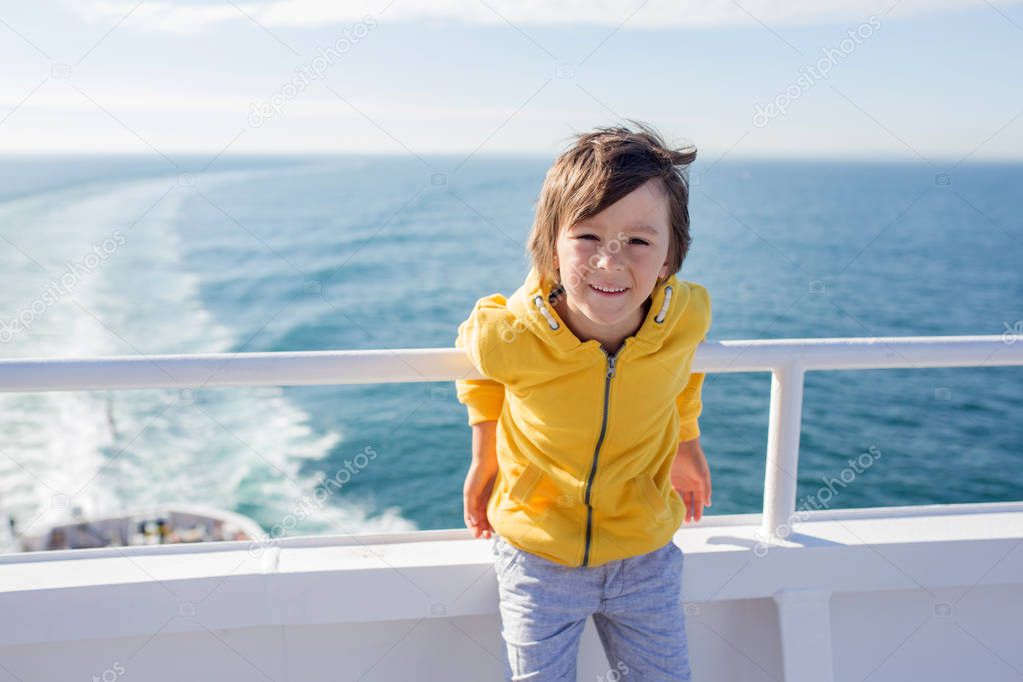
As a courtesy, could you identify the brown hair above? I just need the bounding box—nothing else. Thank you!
[526,120,697,288]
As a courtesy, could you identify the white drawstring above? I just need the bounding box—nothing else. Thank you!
[655,285,672,323]
[533,295,560,330]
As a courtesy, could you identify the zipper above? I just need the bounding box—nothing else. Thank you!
[581,345,619,567]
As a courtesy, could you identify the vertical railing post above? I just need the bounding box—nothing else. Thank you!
[761,362,806,543]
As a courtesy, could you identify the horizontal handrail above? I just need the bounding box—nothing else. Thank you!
[0,335,1019,393]
[2,335,1020,542]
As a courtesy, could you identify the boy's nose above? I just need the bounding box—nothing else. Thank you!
[594,249,624,270]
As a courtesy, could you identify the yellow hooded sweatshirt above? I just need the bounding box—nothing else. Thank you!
[455,265,711,568]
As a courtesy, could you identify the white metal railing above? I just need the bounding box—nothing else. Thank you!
[2,335,1021,542]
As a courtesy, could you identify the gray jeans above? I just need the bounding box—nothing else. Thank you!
[491,533,692,681]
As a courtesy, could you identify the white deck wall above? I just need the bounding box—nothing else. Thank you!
[2,502,1021,681]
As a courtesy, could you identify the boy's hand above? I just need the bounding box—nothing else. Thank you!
[671,437,712,523]
[463,460,498,539]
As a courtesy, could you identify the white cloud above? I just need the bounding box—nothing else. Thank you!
[72,0,1022,34]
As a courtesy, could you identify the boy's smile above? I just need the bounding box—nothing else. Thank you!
[552,177,672,354]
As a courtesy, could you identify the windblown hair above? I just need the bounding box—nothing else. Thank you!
[527,120,697,287]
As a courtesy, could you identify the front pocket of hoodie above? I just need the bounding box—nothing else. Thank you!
[635,473,673,522]
[508,462,544,504]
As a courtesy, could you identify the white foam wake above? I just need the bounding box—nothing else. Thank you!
[0,168,416,547]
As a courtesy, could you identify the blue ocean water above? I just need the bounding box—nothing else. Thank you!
[0,154,1020,539]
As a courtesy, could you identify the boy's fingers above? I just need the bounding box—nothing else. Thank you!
[465,506,492,538]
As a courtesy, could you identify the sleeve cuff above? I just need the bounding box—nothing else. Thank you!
[678,419,701,442]
[456,378,505,426]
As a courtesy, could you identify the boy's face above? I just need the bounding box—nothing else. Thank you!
[553,177,672,341]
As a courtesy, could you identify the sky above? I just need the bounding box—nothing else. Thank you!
[0,0,1021,161]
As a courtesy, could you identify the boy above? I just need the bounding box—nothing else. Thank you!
[456,120,711,680]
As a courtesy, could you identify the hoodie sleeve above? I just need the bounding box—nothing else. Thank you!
[454,294,508,426]
[677,283,712,442]
[676,370,705,442]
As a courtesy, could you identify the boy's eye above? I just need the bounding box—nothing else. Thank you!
[576,235,649,246]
